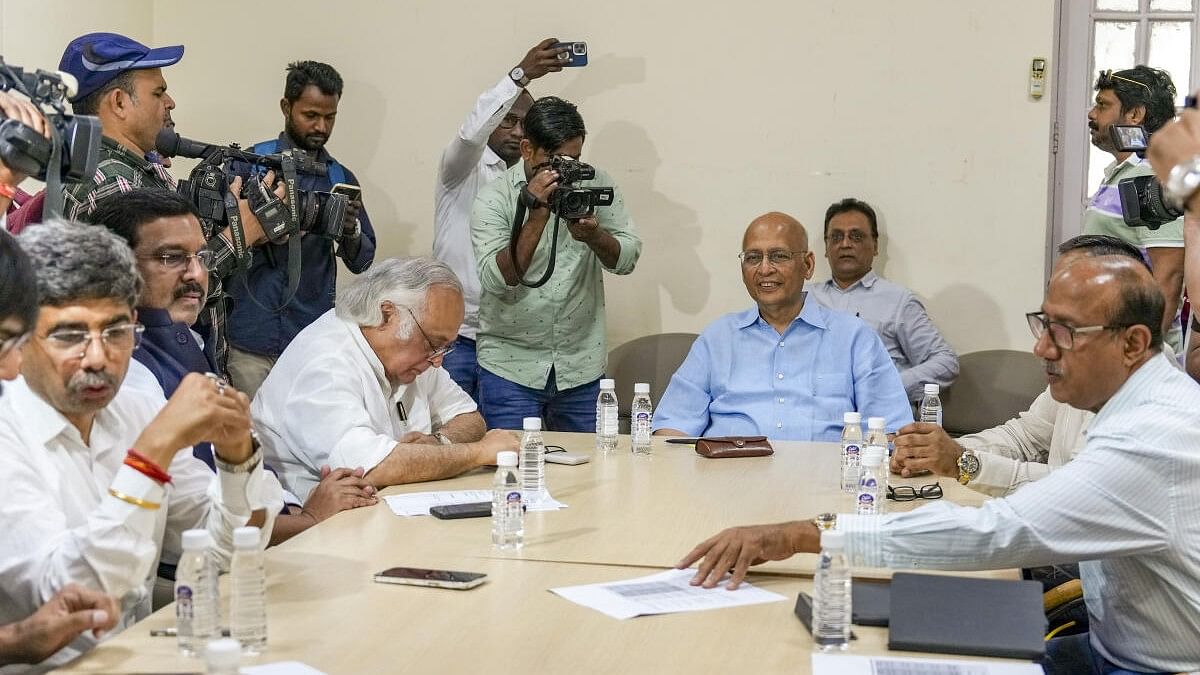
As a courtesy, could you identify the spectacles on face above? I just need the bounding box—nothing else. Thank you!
[0,331,31,360]
[401,306,456,362]
[886,483,943,502]
[137,250,215,272]
[1026,311,1129,351]
[738,249,802,268]
[825,230,870,245]
[497,113,524,130]
[39,323,145,360]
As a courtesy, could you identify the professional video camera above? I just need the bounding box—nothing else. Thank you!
[1109,124,1185,230]
[546,155,613,221]
[155,128,351,244]
[0,56,101,216]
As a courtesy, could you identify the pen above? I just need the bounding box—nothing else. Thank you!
[150,626,231,637]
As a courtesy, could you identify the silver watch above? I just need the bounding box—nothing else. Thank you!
[509,66,529,87]
[434,432,453,446]
[1165,155,1200,209]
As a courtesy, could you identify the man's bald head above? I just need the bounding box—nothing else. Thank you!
[743,211,809,253]
[1053,254,1164,351]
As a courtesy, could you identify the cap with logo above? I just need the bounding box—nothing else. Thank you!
[58,32,184,103]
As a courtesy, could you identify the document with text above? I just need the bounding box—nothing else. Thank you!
[550,568,786,620]
[383,489,567,516]
[812,654,1045,675]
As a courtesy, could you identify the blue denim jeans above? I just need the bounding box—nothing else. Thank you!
[441,335,480,403]
[478,366,599,432]
[1043,633,1170,675]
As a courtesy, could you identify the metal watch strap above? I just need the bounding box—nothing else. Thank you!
[215,444,262,474]
[1166,155,1200,207]
[813,512,837,531]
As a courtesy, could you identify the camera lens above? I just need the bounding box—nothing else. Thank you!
[574,43,586,54]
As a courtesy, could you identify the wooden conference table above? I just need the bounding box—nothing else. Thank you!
[60,434,1023,674]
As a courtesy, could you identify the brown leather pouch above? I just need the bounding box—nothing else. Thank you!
[694,436,774,458]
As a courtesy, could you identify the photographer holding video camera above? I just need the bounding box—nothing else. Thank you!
[223,61,376,399]
[0,90,50,218]
[471,96,641,431]
[50,32,283,374]
[1085,66,1184,347]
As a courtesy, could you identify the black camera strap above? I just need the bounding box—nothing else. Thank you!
[237,151,303,315]
[508,184,560,289]
[41,124,64,218]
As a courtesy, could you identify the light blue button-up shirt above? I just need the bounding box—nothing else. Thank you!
[653,297,913,441]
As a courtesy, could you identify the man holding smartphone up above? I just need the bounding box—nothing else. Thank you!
[433,38,569,401]
[226,60,377,399]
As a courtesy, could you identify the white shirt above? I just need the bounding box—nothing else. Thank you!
[0,376,281,671]
[433,75,523,338]
[841,354,1200,673]
[252,309,478,501]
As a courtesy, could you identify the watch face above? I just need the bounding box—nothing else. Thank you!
[511,67,525,81]
[959,452,980,475]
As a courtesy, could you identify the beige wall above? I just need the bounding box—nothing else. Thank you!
[3,0,1056,355]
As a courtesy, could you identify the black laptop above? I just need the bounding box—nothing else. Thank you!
[886,572,1047,660]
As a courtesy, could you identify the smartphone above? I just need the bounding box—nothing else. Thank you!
[430,502,491,519]
[545,451,590,465]
[330,182,362,201]
[373,567,487,590]
[553,41,588,67]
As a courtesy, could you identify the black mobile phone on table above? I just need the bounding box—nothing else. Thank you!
[373,567,487,590]
[430,501,492,519]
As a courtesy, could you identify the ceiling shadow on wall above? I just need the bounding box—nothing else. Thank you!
[926,282,1011,354]
[344,76,415,253]
[587,120,706,344]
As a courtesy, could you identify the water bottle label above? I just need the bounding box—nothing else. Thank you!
[505,491,522,505]
[857,493,875,508]
[843,443,860,457]
[602,408,618,435]
[859,476,877,489]
[176,586,194,618]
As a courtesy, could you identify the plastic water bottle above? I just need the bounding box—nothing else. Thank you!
[865,416,888,463]
[175,529,218,656]
[491,451,524,550]
[631,383,653,455]
[520,417,545,503]
[919,383,943,426]
[812,530,852,651]
[840,412,863,493]
[857,447,885,515]
[230,526,267,654]
[205,638,241,674]
[595,378,619,452]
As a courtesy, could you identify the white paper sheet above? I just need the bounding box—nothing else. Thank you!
[242,662,328,675]
[383,489,567,516]
[811,653,1045,675]
[549,568,786,620]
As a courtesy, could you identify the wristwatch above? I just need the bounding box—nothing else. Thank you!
[1165,155,1200,209]
[215,445,262,474]
[957,448,981,485]
[434,432,453,446]
[813,513,837,531]
[509,66,529,87]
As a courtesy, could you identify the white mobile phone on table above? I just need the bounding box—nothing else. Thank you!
[373,566,487,590]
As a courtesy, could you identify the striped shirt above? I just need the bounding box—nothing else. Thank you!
[62,137,249,373]
[841,353,1200,673]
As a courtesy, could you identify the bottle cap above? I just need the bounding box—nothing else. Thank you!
[924,383,940,395]
[523,417,542,431]
[181,529,212,551]
[205,638,242,669]
[867,416,886,429]
[634,382,650,394]
[820,529,846,550]
[233,526,261,549]
[600,378,615,389]
[843,411,861,424]
[862,447,885,466]
[497,451,518,467]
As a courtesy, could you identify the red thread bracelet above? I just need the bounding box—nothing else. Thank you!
[125,449,173,484]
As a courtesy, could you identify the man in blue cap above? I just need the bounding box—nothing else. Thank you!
[57,32,275,375]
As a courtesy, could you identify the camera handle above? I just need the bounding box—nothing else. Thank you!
[238,150,304,314]
[508,185,561,289]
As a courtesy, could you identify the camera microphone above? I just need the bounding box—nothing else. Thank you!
[155,128,213,159]
[54,70,78,99]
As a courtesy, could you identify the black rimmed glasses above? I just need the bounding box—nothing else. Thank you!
[137,250,216,272]
[39,323,145,360]
[1026,311,1129,352]
[497,113,524,130]
[825,230,869,245]
[402,306,456,362]
[887,483,943,502]
[738,249,802,268]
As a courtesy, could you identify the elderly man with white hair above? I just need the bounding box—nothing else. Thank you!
[252,257,518,500]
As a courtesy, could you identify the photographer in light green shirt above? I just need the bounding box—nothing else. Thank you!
[471,96,641,431]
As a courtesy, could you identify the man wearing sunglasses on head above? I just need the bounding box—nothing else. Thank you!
[252,256,519,501]
[0,220,282,669]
